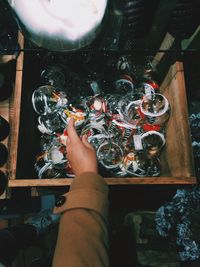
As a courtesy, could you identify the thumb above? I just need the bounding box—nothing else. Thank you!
[82,135,94,149]
[67,118,80,143]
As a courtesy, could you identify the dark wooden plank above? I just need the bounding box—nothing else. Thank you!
[133,0,178,50]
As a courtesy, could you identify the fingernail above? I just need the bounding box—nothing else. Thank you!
[83,134,88,140]
[70,118,74,124]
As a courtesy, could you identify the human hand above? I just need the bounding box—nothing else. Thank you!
[66,119,98,176]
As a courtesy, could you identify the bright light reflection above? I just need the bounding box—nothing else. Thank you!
[9,0,107,40]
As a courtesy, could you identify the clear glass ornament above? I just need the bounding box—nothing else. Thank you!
[81,123,108,150]
[97,141,124,169]
[41,65,66,89]
[118,92,145,127]
[35,143,68,178]
[38,113,66,135]
[61,102,88,128]
[141,130,165,157]
[140,93,170,131]
[84,96,107,122]
[116,55,131,72]
[115,78,134,94]
[32,85,68,115]
[120,152,147,176]
[145,157,161,176]
[105,94,122,115]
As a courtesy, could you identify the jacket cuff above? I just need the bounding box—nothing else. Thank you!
[53,172,109,219]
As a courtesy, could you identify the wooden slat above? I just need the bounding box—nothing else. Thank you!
[153,33,175,67]
[7,31,24,180]
[8,176,197,187]
[160,62,195,178]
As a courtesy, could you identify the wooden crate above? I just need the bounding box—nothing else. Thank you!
[2,32,196,191]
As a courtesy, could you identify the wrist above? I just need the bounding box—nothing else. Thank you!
[75,169,98,177]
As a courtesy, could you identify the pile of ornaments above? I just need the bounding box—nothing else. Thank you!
[32,55,170,178]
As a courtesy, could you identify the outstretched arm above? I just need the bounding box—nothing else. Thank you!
[53,119,109,267]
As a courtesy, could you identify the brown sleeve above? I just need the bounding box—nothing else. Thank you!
[53,172,109,267]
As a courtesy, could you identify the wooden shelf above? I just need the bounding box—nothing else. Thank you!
[8,176,197,188]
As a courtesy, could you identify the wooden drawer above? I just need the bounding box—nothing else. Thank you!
[2,33,196,193]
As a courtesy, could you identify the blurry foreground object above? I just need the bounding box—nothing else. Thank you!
[7,0,108,51]
[0,1,19,64]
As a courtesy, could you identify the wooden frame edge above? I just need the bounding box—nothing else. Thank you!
[8,32,24,180]
[8,176,197,187]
